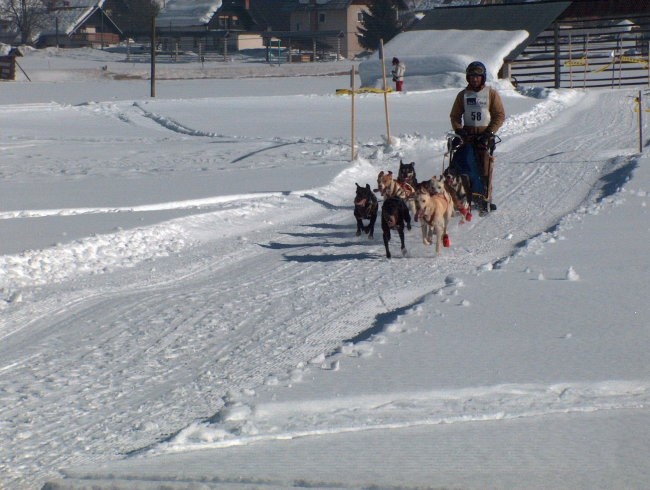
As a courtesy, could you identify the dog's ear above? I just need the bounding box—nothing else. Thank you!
[366,184,371,190]
[378,171,384,179]
[411,161,416,167]
[399,159,403,165]
[388,171,393,176]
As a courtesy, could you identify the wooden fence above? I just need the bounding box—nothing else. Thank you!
[509,13,650,89]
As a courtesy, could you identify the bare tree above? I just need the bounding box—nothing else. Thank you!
[1,0,48,44]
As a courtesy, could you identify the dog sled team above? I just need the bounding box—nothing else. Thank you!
[354,61,505,259]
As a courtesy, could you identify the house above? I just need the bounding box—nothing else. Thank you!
[282,0,369,59]
[36,0,123,48]
[155,0,291,55]
[278,0,411,60]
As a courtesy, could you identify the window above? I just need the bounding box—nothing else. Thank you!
[358,12,364,22]
[319,13,325,23]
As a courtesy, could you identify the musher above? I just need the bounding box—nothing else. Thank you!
[449,61,505,212]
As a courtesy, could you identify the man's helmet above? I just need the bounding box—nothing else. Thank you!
[466,61,487,84]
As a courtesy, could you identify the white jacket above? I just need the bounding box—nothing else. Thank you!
[391,62,405,81]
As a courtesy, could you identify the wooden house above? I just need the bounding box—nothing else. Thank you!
[36,0,123,48]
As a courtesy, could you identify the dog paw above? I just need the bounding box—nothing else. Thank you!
[356,230,361,236]
[401,247,407,256]
[406,223,412,231]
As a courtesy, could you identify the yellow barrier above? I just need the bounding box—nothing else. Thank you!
[564,57,587,67]
[336,87,392,95]
[565,55,649,73]
[620,55,649,68]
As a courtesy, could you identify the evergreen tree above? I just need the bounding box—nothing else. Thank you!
[357,0,402,52]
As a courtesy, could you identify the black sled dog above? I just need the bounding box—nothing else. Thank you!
[381,197,411,258]
[354,183,378,238]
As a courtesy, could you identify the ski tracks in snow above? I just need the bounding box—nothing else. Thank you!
[159,380,650,452]
[0,89,644,487]
[150,90,645,454]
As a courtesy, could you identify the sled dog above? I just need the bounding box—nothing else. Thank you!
[442,168,472,222]
[354,183,378,239]
[381,197,411,259]
[415,177,454,254]
[375,170,415,202]
[396,160,421,220]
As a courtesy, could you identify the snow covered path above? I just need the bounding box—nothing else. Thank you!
[0,86,644,488]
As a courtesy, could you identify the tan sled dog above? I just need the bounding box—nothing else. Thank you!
[415,176,454,254]
[375,170,415,201]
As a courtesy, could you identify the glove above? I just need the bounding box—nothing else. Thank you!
[477,131,493,144]
[454,128,467,138]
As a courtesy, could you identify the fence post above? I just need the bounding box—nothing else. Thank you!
[554,22,561,89]
[150,16,156,98]
[568,33,573,88]
[379,39,392,145]
[583,34,588,89]
[639,90,643,154]
[350,66,356,161]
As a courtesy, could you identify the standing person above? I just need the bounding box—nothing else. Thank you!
[391,57,405,92]
[449,61,505,213]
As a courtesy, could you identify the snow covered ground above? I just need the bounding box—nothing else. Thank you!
[1,45,649,489]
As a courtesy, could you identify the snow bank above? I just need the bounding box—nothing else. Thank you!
[358,30,529,89]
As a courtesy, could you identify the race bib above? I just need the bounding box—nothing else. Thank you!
[463,88,491,127]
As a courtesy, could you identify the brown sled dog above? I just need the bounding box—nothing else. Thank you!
[442,169,472,223]
[375,170,415,202]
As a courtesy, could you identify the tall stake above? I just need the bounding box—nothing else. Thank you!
[379,39,391,145]
[351,66,357,161]
[150,16,156,98]
[639,90,643,154]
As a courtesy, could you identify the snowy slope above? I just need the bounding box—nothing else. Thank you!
[0,48,648,489]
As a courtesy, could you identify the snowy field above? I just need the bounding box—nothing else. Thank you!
[1,46,649,489]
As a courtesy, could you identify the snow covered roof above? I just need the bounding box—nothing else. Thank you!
[291,0,354,11]
[35,0,121,39]
[358,29,529,90]
[410,1,571,60]
[158,0,223,28]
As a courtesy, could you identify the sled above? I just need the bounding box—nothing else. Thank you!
[443,131,501,214]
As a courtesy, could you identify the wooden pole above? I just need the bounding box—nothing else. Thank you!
[639,90,643,154]
[150,16,156,98]
[568,33,573,88]
[583,34,588,89]
[379,39,392,145]
[554,22,560,89]
[351,66,356,161]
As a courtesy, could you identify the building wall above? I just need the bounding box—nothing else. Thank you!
[290,4,369,59]
[345,4,368,58]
